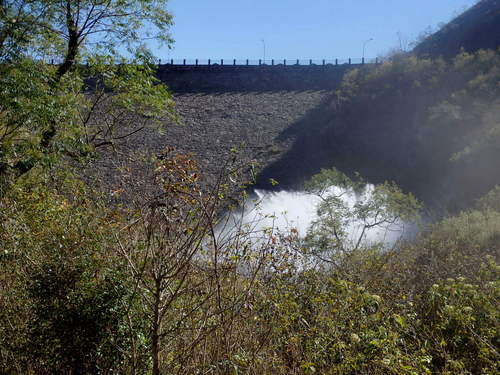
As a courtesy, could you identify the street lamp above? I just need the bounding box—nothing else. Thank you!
[261,39,266,64]
[362,38,374,60]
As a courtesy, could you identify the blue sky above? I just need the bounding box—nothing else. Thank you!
[159,0,477,60]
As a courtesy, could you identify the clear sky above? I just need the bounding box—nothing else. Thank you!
[159,0,477,60]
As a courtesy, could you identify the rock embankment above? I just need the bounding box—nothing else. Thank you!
[88,90,334,199]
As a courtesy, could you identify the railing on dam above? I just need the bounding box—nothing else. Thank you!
[42,57,382,67]
[159,58,381,66]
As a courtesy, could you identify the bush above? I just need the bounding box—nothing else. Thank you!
[28,264,131,374]
[0,172,136,374]
[416,275,500,374]
[262,272,431,374]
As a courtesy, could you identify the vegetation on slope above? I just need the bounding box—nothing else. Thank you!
[1,2,499,374]
[320,48,500,211]
[1,151,499,374]
[255,49,499,213]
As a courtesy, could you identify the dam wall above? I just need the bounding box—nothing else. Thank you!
[156,64,359,92]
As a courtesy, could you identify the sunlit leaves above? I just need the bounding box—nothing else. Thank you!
[303,168,421,263]
[0,60,86,189]
[1,0,174,62]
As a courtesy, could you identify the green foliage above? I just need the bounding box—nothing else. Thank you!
[0,0,176,196]
[28,264,130,373]
[1,7,499,373]
[0,60,83,190]
[417,277,500,374]
[266,273,432,374]
[1,157,499,375]
[426,209,500,254]
[0,172,136,374]
[303,168,420,265]
[0,0,173,61]
[331,48,500,210]
[0,1,55,59]
[476,185,500,212]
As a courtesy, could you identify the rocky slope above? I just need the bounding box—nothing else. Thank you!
[88,90,335,199]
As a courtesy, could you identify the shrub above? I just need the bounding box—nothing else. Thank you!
[416,275,500,374]
[263,272,431,374]
[0,172,135,374]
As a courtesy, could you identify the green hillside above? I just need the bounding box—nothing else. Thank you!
[330,49,500,211]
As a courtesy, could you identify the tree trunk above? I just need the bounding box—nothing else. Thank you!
[152,280,162,375]
[57,31,78,78]
[57,1,79,78]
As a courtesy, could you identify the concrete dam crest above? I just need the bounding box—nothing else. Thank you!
[156,64,356,92]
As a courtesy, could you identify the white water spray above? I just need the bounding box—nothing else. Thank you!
[221,186,415,248]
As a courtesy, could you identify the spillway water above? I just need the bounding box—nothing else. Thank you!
[219,186,415,249]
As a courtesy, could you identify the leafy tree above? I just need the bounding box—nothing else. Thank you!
[0,0,176,194]
[0,0,173,63]
[302,168,420,269]
[115,148,273,374]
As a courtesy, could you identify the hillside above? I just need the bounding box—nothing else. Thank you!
[256,49,500,213]
[414,0,500,58]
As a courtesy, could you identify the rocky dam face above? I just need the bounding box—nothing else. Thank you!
[88,88,338,198]
[86,64,363,198]
[87,63,451,211]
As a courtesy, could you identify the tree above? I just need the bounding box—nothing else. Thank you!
[115,148,276,374]
[0,4,176,368]
[0,0,175,194]
[303,168,421,270]
[0,0,173,64]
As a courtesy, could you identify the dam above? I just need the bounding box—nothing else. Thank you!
[91,59,368,195]
[156,59,374,92]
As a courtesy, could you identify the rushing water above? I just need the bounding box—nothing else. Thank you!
[220,186,416,248]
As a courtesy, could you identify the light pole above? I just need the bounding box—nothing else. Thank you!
[362,38,373,60]
[261,39,266,64]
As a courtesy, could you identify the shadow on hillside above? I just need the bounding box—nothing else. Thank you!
[251,93,472,213]
[253,93,348,190]
[252,94,429,199]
